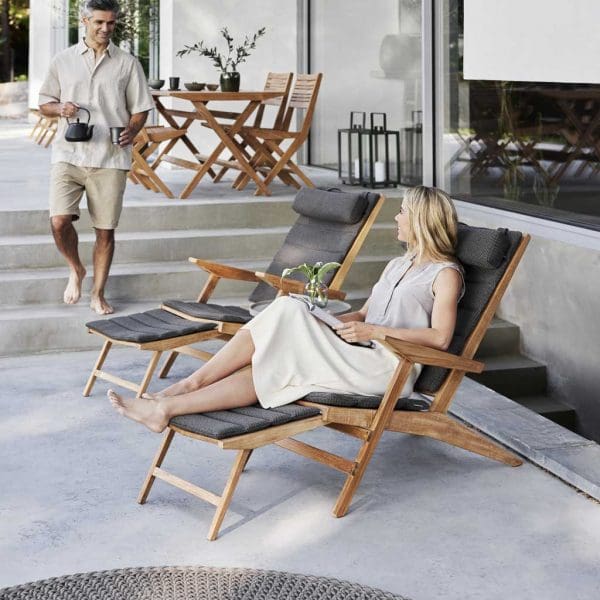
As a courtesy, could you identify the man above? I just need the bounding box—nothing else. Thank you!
[39,0,154,314]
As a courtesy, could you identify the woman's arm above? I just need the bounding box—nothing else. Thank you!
[334,268,463,350]
[336,298,370,323]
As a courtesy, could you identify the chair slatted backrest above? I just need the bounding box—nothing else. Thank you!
[253,72,293,129]
[281,73,323,132]
[248,188,382,304]
[415,224,526,394]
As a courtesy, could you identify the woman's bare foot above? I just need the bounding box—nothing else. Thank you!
[107,389,169,432]
[90,293,114,315]
[63,266,86,304]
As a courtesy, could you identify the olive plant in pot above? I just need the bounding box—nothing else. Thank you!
[281,261,341,308]
[176,26,266,92]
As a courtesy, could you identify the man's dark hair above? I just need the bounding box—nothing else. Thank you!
[81,0,121,17]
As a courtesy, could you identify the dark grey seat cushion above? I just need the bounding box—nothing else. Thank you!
[302,392,430,411]
[86,309,216,344]
[163,300,252,324]
[292,187,369,224]
[171,404,321,439]
[249,188,380,304]
[415,227,523,394]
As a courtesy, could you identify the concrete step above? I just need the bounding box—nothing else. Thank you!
[0,288,373,357]
[0,223,396,269]
[468,354,547,397]
[0,193,401,236]
[0,255,391,306]
[476,317,521,357]
[514,395,578,431]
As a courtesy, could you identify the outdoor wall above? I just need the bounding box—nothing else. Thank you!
[457,203,600,442]
[158,0,299,157]
[28,0,68,110]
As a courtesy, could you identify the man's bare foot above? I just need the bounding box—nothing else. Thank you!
[63,266,86,304]
[90,294,114,315]
[107,389,169,432]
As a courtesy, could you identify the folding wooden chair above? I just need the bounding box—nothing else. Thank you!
[129,126,189,198]
[231,73,323,194]
[84,188,384,399]
[203,72,294,184]
[29,109,58,147]
[135,223,529,540]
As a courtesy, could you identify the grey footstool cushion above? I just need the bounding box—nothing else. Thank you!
[171,404,322,439]
[86,308,216,344]
[163,300,253,324]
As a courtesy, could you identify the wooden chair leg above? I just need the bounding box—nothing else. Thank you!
[138,428,175,504]
[83,340,113,397]
[208,449,251,541]
[159,350,179,379]
[240,449,253,472]
[333,360,414,518]
[137,351,163,398]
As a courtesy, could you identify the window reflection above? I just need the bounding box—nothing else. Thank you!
[439,0,600,227]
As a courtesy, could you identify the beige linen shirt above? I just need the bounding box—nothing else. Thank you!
[39,39,154,170]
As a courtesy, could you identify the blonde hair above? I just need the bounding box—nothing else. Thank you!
[402,186,458,263]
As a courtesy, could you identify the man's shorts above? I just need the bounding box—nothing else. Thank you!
[49,162,128,229]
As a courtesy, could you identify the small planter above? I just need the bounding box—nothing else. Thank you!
[220,72,241,92]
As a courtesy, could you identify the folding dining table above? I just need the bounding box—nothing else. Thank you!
[151,89,286,198]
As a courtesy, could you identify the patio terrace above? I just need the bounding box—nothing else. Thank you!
[1,118,600,599]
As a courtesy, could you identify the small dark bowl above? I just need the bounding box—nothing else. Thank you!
[206,83,219,91]
[184,82,206,91]
[148,79,165,90]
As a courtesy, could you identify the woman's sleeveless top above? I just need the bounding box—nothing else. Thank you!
[365,254,465,331]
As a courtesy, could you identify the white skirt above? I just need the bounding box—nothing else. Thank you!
[242,296,420,409]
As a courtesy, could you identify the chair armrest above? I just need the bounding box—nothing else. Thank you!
[380,337,484,373]
[254,271,347,300]
[189,258,260,282]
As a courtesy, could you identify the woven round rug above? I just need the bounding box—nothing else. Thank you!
[0,566,409,600]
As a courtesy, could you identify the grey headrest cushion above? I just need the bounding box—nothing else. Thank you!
[456,223,511,269]
[292,188,369,224]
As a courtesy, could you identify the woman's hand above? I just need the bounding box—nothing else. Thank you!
[334,321,380,343]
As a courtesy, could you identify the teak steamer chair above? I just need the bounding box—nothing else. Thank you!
[135,224,530,540]
[83,188,385,400]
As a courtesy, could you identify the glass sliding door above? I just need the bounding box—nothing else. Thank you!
[436,0,600,229]
[309,0,423,184]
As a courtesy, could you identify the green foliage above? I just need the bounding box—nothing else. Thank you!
[176,26,266,73]
[282,261,341,284]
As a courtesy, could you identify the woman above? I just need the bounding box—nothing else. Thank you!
[108,186,465,433]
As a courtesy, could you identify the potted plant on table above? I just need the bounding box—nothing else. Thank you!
[176,26,266,92]
[282,261,341,308]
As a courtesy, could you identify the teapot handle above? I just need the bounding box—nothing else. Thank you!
[66,106,91,124]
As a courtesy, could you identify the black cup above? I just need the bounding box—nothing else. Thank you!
[169,77,180,91]
[110,126,125,145]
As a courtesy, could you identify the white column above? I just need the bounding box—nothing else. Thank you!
[28,0,69,109]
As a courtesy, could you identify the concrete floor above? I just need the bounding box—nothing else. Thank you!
[3,118,600,599]
[1,348,600,600]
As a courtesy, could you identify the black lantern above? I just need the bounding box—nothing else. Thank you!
[401,110,423,185]
[338,111,401,188]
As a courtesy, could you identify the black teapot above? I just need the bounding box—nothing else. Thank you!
[65,107,94,142]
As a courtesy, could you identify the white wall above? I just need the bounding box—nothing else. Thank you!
[464,0,600,84]
[28,0,69,109]
[456,202,600,442]
[158,0,298,156]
